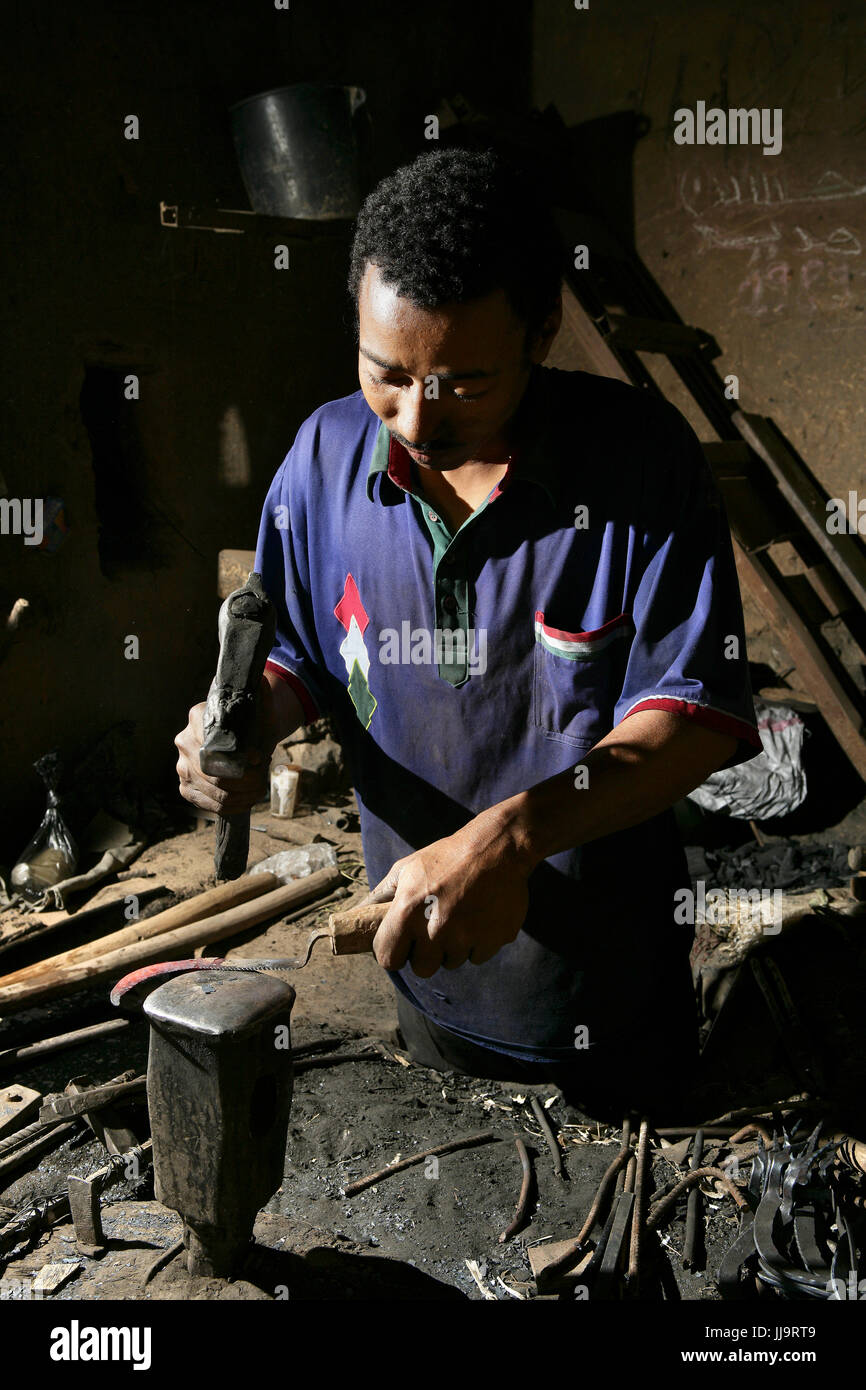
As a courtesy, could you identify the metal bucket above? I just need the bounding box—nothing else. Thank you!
[230,82,370,220]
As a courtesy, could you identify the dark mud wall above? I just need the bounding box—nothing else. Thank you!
[0,0,531,854]
[534,1,866,496]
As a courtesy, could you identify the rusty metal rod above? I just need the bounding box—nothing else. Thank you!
[542,1142,634,1281]
[293,1051,385,1073]
[0,1120,83,1183]
[529,1096,565,1180]
[647,1167,747,1230]
[729,1122,772,1147]
[627,1116,650,1289]
[499,1138,532,1243]
[342,1131,500,1196]
[682,1127,705,1270]
[0,1191,71,1258]
[615,1115,633,1194]
[0,1112,68,1158]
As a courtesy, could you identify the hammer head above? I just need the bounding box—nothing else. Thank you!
[143,968,295,1278]
[200,572,276,780]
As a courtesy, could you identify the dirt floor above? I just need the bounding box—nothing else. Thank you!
[1,792,864,1302]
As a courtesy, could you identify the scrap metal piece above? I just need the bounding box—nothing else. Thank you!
[67,1139,153,1256]
[0,1083,41,1139]
[40,1075,145,1122]
[593,1190,634,1300]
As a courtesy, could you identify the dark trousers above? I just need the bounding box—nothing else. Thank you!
[394,989,697,1123]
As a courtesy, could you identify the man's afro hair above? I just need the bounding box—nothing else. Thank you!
[348,147,563,331]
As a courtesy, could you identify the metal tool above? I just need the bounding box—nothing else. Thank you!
[718,1124,849,1300]
[200,572,276,881]
[109,901,388,1011]
[138,967,297,1278]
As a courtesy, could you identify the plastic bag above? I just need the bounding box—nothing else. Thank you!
[249,844,338,880]
[687,699,807,821]
[10,752,78,900]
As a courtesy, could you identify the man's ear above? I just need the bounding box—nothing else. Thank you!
[528,293,563,364]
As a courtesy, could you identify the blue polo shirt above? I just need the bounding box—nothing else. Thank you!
[255,366,760,1063]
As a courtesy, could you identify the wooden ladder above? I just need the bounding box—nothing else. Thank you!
[550,205,866,781]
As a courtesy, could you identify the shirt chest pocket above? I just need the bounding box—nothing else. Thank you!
[532,611,634,747]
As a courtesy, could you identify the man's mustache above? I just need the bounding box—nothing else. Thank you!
[389,430,457,453]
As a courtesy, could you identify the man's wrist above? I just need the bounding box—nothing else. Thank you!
[472,791,550,876]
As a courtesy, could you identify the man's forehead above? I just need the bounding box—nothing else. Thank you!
[358,268,520,376]
[359,344,499,381]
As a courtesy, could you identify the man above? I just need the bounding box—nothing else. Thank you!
[176,149,760,1116]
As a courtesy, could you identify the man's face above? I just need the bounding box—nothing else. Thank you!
[357,263,560,470]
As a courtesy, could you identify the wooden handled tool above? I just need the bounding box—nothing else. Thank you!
[111,900,390,1009]
[326,901,389,953]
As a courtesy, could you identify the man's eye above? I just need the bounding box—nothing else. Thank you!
[454,391,486,403]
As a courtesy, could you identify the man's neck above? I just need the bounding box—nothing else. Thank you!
[415,453,511,532]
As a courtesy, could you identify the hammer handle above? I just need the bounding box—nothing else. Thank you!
[214,812,251,882]
[328,902,389,954]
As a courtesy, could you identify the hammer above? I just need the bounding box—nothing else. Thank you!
[199,572,276,881]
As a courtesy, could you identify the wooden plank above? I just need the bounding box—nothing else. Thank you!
[733,542,866,780]
[159,202,352,239]
[733,409,866,614]
[552,283,633,382]
[606,313,716,356]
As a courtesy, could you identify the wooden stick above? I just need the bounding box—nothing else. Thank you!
[0,1019,130,1072]
[0,874,280,988]
[328,901,388,953]
[342,1130,500,1196]
[0,868,343,1015]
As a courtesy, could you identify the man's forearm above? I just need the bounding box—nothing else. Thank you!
[483,709,738,870]
[261,668,307,747]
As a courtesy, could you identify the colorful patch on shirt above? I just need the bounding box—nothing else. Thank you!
[335,573,377,727]
[534,610,633,660]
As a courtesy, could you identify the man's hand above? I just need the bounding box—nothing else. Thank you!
[174,702,273,816]
[366,710,740,979]
[174,670,305,816]
[367,811,534,978]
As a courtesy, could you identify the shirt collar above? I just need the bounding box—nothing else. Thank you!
[365,365,560,506]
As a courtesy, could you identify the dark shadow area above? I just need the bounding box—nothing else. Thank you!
[240,1242,467,1300]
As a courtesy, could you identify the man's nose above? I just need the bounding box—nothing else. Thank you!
[395,383,442,447]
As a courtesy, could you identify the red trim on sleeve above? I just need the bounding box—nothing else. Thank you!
[265,659,319,725]
[620,697,762,749]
